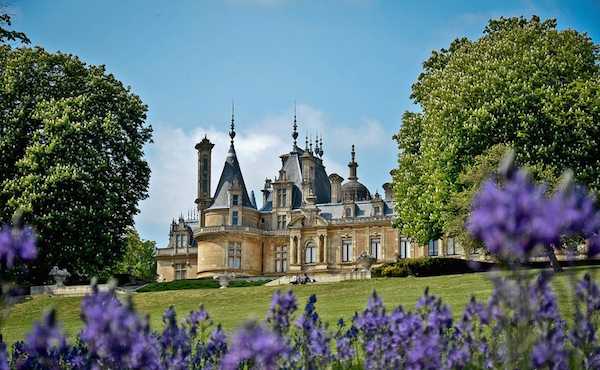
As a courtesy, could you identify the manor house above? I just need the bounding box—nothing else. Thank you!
[156,111,463,281]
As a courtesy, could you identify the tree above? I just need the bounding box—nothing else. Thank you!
[0,13,29,45]
[393,16,600,260]
[113,228,156,281]
[0,24,152,283]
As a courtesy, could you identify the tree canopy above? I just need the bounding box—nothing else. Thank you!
[113,228,156,281]
[393,16,600,245]
[0,17,152,282]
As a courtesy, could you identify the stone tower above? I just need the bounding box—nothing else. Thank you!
[195,135,214,226]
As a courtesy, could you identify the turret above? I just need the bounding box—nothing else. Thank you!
[195,135,214,226]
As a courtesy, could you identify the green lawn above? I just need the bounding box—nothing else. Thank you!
[4,266,600,345]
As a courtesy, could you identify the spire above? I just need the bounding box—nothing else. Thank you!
[292,101,298,148]
[319,135,324,157]
[348,144,358,181]
[229,101,236,145]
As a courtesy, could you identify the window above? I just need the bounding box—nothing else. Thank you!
[428,240,438,257]
[175,234,180,248]
[400,237,410,259]
[232,211,239,225]
[370,238,381,260]
[373,206,380,216]
[277,189,287,208]
[275,246,288,272]
[175,234,186,248]
[174,263,187,280]
[447,238,457,255]
[277,215,287,230]
[232,194,239,206]
[305,243,316,264]
[341,239,352,262]
[228,242,242,269]
[345,208,352,218]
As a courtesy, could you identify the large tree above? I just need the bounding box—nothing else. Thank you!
[393,16,600,250]
[0,17,152,283]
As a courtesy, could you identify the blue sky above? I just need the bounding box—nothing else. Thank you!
[8,0,600,246]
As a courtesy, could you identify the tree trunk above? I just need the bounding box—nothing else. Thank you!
[546,245,563,273]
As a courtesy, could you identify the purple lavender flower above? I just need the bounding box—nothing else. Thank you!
[468,169,561,260]
[160,306,191,369]
[0,225,37,268]
[293,294,332,369]
[21,309,67,369]
[0,337,9,370]
[266,290,297,335]
[79,286,161,369]
[186,304,210,338]
[221,322,288,370]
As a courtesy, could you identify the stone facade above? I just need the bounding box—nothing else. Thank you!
[156,111,466,282]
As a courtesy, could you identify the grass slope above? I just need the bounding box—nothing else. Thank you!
[4,266,600,345]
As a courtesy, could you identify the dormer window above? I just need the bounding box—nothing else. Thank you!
[232,194,239,206]
[232,211,239,225]
[277,189,287,208]
[373,206,380,216]
[345,207,352,218]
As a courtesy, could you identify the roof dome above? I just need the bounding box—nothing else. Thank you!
[341,180,371,202]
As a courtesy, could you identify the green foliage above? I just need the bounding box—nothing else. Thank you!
[0,13,29,45]
[393,16,600,244]
[137,278,269,293]
[0,45,152,283]
[371,257,494,278]
[112,228,156,281]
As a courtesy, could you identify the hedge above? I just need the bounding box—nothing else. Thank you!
[137,278,268,292]
[371,257,495,278]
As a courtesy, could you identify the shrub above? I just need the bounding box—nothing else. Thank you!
[137,278,268,293]
[372,257,494,278]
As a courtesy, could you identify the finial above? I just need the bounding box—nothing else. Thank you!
[229,100,236,144]
[305,135,309,150]
[292,101,298,147]
[309,134,313,153]
[319,135,324,157]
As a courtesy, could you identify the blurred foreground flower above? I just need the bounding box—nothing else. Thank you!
[468,155,600,262]
[0,225,37,269]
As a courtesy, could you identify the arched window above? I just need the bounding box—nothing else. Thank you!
[305,242,316,264]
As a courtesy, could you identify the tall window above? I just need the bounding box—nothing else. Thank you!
[400,237,410,259]
[447,238,457,255]
[174,263,187,280]
[428,240,438,257]
[305,243,316,264]
[277,189,287,208]
[232,194,239,206]
[345,208,352,218]
[370,237,381,260]
[275,246,288,272]
[228,242,242,269]
[277,215,287,230]
[202,158,209,193]
[341,239,352,262]
[175,234,186,248]
[232,211,239,225]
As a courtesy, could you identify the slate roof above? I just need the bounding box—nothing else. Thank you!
[318,200,395,220]
[208,144,255,210]
[278,148,331,208]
